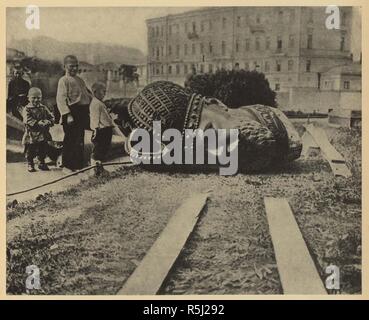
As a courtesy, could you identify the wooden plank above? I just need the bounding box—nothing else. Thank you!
[301,130,319,158]
[304,124,351,178]
[264,197,327,295]
[117,193,208,295]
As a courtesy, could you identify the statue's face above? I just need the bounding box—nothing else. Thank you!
[198,98,232,130]
[198,98,259,130]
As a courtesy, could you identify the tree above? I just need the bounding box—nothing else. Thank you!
[20,57,63,76]
[185,69,277,108]
[119,64,139,84]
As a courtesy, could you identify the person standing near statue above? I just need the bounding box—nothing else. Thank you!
[56,55,92,172]
[7,67,30,120]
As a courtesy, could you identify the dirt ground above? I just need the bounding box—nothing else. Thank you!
[6,121,361,295]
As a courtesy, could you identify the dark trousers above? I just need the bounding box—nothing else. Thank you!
[25,142,48,165]
[62,104,90,170]
[91,127,113,161]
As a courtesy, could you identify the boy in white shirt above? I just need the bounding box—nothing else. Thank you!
[89,82,114,166]
[56,55,92,172]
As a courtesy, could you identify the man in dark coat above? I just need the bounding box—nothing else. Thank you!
[7,68,30,120]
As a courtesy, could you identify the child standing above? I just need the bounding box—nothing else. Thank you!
[56,55,92,172]
[89,82,114,168]
[22,87,55,172]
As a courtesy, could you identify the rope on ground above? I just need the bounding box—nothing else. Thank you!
[6,161,133,197]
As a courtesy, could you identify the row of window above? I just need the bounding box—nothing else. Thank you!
[151,31,346,60]
[149,8,300,37]
[324,80,351,90]
[150,59,313,76]
[150,8,349,38]
[151,34,310,59]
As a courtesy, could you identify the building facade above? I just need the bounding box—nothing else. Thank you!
[146,7,354,95]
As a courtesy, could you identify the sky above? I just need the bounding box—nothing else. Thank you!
[6,7,197,54]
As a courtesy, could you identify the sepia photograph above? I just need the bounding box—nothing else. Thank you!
[4,4,363,296]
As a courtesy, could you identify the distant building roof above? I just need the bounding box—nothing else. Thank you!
[97,62,119,70]
[6,48,26,62]
[324,63,362,76]
[78,61,97,71]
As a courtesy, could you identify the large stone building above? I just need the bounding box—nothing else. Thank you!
[146,6,359,111]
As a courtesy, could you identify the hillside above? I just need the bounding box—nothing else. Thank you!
[8,36,146,65]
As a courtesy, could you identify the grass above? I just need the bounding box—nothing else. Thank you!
[6,121,361,295]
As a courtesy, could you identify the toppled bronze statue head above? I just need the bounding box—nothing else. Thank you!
[110,81,302,173]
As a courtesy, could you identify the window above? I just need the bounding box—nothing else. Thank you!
[237,16,241,27]
[209,42,213,54]
[235,40,240,53]
[201,21,204,32]
[185,22,188,33]
[307,34,313,49]
[200,64,204,73]
[161,46,164,57]
[176,64,180,74]
[288,35,295,48]
[169,25,172,35]
[256,14,261,24]
[288,60,293,71]
[275,83,280,91]
[222,41,226,55]
[255,37,260,50]
[308,8,313,22]
[222,17,227,29]
[168,45,172,55]
[265,61,270,72]
[152,47,155,57]
[289,9,295,23]
[168,65,172,74]
[209,64,213,73]
[344,81,350,89]
[184,64,188,74]
[200,43,204,54]
[156,26,159,36]
[192,43,196,55]
[192,22,196,33]
[278,10,283,23]
[161,26,164,36]
[306,60,311,72]
[156,48,160,59]
[342,12,347,26]
[184,44,188,55]
[266,37,270,50]
[340,36,345,51]
[209,20,212,30]
[245,38,250,51]
[277,36,282,50]
[176,45,180,57]
[276,60,281,72]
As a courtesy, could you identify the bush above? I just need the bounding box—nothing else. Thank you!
[20,57,63,77]
[185,69,276,108]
